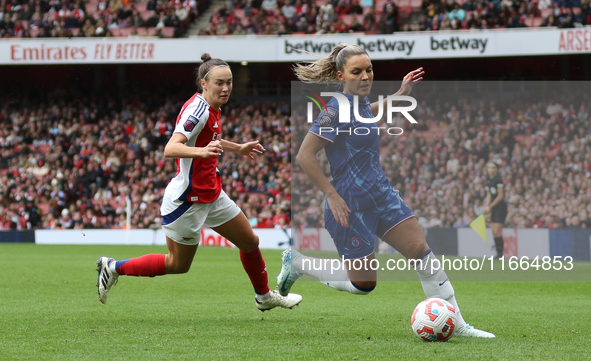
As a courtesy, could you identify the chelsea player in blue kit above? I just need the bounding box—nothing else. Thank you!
[277,43,494,338]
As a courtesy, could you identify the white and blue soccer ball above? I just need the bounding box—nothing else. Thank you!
[411,298,458,342]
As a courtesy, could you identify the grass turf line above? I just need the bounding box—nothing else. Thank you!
[0,244,589,360]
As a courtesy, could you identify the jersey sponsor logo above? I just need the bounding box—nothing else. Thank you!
[183,115,200,132]
[212,132,222,141]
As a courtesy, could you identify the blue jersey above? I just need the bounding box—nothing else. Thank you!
[309,91,393,211]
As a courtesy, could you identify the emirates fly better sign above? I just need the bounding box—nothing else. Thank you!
[1,27,590,64]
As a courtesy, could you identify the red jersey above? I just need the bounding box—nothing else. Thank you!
[167,93,222,203]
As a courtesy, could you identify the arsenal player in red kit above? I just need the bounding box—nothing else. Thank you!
[96,53,302,311]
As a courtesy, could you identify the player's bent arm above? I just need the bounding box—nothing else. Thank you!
[489,187,504,208]
[295,133,338,197]
[164,132,221,158]
[220,139,265,158]
[220,139,241,153]
[370,88,404,118]
[371,67,424,117]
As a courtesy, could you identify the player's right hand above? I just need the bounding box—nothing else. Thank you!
[327,194,351,228]
[200,140,223,158]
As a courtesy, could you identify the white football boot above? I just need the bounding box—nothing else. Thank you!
[454,324,496,338]
[255,290,302,312]
[96,257,119,304]
[276,248,303,296]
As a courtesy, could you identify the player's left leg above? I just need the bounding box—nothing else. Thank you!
[208,191,301,311]
[382,217,495,338]
[96,237,197,304]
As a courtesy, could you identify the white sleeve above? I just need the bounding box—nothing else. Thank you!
[173,99,209,141]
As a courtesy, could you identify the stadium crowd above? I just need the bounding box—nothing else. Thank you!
[2,0,590,37]
[2,85,591,230]
[413,0,591,31]
[291,86,591,229]
[199,0,591,36]
[0,0,209,38]
[0,88,291,230]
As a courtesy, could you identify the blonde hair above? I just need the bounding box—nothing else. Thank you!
[293,43,368,84]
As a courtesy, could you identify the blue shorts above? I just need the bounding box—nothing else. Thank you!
[324,188,415,259]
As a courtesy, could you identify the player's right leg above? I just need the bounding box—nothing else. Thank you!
[491,204,508,259]
[382,217,495,338]
[491,222,504,259]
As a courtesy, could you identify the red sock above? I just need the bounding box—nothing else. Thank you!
[115,254,166,277]
[240,248,270,295]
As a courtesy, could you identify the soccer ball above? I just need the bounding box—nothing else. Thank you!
[411,298,458,342]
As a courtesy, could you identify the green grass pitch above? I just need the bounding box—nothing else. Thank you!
[1,244,590,360]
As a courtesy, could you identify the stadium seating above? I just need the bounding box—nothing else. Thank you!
[0,90,292,230]
[3,87,591,230]
[200,0,590,35]
[291,91,591,230]
[2,0,590,37]
[1,0,201,38]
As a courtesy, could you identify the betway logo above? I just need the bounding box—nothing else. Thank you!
[285,38,415,56]
[430,36,488,54]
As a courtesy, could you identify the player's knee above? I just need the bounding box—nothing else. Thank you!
[350,280,376,295]
[176,263,192,274]
[165,257,191,274]
[240,233,259,253]
[408,241,430,261]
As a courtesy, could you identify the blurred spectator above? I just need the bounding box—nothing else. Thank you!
[0,87,292,230]
[0,0,202,38]
[290,86,591,229]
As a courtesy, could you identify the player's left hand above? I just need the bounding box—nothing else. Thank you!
[484,206,491,213]
[399,67,424,96]
[239,140,266,159]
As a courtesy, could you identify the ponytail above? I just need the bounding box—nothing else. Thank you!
[293,43,367,84]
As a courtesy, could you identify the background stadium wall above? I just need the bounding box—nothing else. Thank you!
[0,230,35,243]
[2,227,588,259]
[33,228,291,249]
[295,228,591,261]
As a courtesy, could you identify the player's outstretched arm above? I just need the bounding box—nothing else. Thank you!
[370,67,425,117]
[221,139,266,159]
[164,133,223,158]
